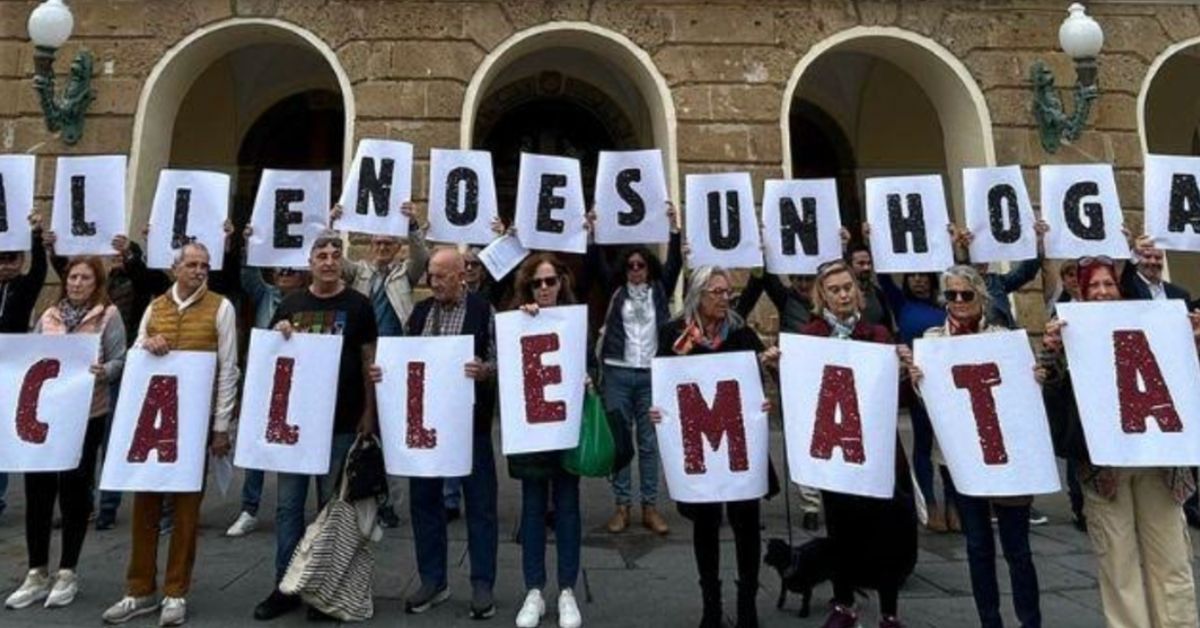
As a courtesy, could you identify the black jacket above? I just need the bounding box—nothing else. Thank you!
[0,229,48,333]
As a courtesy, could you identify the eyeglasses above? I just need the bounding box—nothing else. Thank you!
[532,276,559,289]
[465,260,482,269]
[942,289,977,303]
[703,287,733,299]
[627,260,646,271]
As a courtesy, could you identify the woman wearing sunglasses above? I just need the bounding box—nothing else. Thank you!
[906,265,1044,628]
[800,260,917,628]
[1042,256,1199,628]
[648,264,778,628]
[590,202,682,535]
[507,253,586,628]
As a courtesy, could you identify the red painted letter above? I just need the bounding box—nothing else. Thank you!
[126,375,179,463]
[521,333,565,423]
[952,363,1009,465]
[1114,330,1183,434]
[16,359,59,444]
[809,365,866,464]
[406,362,437,449]
[677,380,749,474]
[265,357,299,445]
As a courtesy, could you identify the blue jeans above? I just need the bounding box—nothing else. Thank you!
[410,431,498,590]
[444,477,462,510]
[96,381,123,515]
[241,469,265,516]
[603,365,658,505]
[909,397,935,504]
[521,473,581,590]
[273,433,356,582]
[957,494,1041,628]
[1065,458,1084,518]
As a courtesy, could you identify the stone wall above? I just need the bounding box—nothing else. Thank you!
[3,0,1198,330]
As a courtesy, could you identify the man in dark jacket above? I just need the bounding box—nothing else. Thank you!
[1121,236,1192,303]
[0,213,48,519]
[400,247,499,620]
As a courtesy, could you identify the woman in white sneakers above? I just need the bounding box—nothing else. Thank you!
[5,256,125,611]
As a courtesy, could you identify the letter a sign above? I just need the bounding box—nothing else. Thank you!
[780,334,899,498]
[652,351,768,503]
[1057,300,1200,466]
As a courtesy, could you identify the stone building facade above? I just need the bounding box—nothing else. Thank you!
[3,0,1200,331]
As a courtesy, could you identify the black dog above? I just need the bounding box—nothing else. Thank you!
[763,537,836,617]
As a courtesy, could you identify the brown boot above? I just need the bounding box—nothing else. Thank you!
[606,506,630,533]
[642,504,669,535]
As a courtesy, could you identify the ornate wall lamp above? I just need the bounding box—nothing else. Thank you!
[27,0,94,145]
[1031,3,1104,153]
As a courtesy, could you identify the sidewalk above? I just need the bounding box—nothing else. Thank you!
[0,427,1158,627]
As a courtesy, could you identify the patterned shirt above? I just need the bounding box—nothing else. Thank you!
[421,292,497,364]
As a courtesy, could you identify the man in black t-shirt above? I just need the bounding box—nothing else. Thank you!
[253,231,378,622]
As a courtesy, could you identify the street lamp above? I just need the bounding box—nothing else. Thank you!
[1031,3,1104,154]
[27,0,94,145]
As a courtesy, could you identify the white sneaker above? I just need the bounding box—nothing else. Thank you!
[159,597,186,626]
[44,569,78,608]
[4,569,50,609]
[558,588,582,628]
[102,595,159,624]
[515,589,545,628]
[225,511,258,537]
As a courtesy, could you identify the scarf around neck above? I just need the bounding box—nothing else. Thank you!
[57,299,93,332]
[673,315,730,355]
[821,309,860,339]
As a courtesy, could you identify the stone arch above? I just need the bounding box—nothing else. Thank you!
[781,26,996,218]
[127,18,355,230]
[1139,36,1200,291]
[461,21,679,201]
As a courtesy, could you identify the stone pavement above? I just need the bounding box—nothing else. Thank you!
[0,426,1191,628]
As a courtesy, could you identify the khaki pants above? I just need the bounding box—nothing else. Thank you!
[126,491,204,598]
[1083,468,1198,628]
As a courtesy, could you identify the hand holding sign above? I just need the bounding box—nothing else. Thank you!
[247,169,331,268]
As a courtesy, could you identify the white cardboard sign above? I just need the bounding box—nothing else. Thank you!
[1144,153,1200,252]
[496,305,588,455]
[51,155,126,256]
[913,330,1061,496]
[651,351,768,503]
[865,174,954,273]
[427,148,499,245]
[593,149,670,244]
[234,330,342,475]
[146,169,230,270]
[684,172,762,269]
[100,350,216,492]
[0,155,35,253]
[1057,300,1200,466]
[514,153,587,254]
[1039,164,1128,259]
[0,334,100,472]
[336,139,413,237]
[761,178,843,274]
[478,233,530,281]
[962,165,1039,264]
[375,335,476,477]
[247,169,331,268]
[780,333,899,498]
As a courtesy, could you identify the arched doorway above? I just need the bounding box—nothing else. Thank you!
[462,23,676,325]
[1140,39,1200,294]
[782,28,995,227]
[127,18,355,232]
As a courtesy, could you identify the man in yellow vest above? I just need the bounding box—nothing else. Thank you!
[101,241,239,627]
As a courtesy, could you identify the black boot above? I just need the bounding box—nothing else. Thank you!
[735,580,758,628]
[699,579,723,628]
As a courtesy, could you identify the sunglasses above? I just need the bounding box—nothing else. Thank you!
[943,289,976,303]
[532,276,559,289]
[627,260,646,271]
[1079,255,1114,268]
